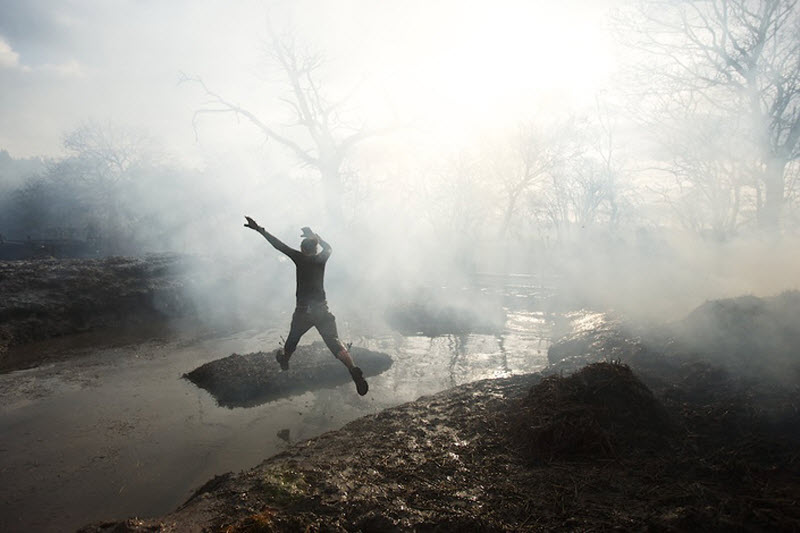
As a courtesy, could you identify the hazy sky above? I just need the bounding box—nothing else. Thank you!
[0,0,617,164]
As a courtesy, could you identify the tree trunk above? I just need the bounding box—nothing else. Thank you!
[759,157,786,230]
[320,165,344,223]
[499,194,518,239]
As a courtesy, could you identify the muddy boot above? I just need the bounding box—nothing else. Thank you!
[350,366,369,396]
[275,348,290,371]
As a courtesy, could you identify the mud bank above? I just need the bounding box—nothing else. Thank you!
[0,255,196,371]
[82,293,800,532]
[184,342,393,407]
[548,291,800,381]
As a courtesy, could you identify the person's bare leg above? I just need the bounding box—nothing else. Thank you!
[278,310,312,370]
[318,309,368,396]
[334,342,368,396]
[334,346,356,370]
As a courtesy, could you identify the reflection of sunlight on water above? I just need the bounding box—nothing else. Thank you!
[0,286,598,532]
[358,308,554,401]
[567,311,611,333]
[505,310,548,331]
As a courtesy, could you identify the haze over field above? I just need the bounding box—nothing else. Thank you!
[1,0,798,320]
[2,4,800,531]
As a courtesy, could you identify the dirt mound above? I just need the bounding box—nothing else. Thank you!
[543,294,800,464]
[547,292,800,385]
[184,342,393,407]
[513,362,671,460]
[672,290,800,378]
[659,360,800,453]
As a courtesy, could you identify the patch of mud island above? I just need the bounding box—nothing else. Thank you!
[184,342,393,408]
[82,291,800,532]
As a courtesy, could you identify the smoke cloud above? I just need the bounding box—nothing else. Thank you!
[0,0,797,339]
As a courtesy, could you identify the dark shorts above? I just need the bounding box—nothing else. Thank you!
[284,301,342,356]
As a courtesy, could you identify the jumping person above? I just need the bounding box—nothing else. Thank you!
[243,216,368,396]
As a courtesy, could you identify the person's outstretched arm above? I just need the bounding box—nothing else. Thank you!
[244,216,294,256]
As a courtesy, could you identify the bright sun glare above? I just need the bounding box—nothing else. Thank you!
[375,3,614,141]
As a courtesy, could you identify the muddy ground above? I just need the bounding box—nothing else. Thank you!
[0,255,195,371]
[81,292,800,532]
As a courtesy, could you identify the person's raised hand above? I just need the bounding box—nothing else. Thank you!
[244,216,262,231]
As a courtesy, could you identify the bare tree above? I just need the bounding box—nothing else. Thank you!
[428,151,495,237]
[491,120,579,238]
[586,97,628,232]
[10,122,158,253]
[63,121,153,177]
[621,0,800,230]
[182,26,392,221]
[537,158,622,240]
[654,109,759,238]
[513,107,629,242]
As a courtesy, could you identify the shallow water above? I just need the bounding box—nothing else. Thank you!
[0,284,588,532]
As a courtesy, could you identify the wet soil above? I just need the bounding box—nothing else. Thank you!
[81,292,800,532]
[184,342,393,408]
[0,254,193,371]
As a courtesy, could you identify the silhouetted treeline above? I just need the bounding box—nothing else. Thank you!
[0,124,206,258]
